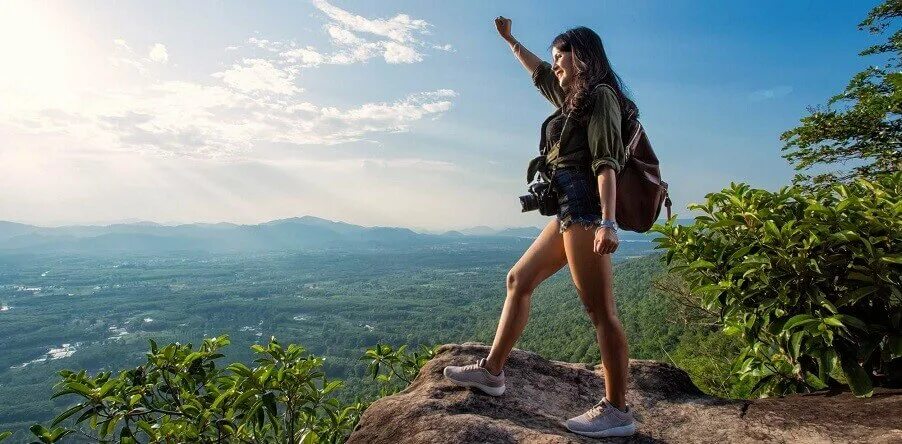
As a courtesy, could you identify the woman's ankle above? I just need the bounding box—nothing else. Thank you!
[482,357,504,376]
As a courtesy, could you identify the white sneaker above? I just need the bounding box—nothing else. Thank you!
[442,357,506,396]
[565,397,636,438]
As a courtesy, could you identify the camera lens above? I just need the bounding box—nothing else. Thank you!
[519,195,538,212]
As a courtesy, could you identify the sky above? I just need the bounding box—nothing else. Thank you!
[0,0,885,231]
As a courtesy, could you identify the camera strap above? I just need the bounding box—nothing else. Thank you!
[526,155,547,184]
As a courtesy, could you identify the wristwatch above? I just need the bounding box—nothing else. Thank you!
[596,219,617,233]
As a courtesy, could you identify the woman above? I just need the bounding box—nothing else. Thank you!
[443,17,637,438]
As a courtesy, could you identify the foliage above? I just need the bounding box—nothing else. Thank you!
[360,343,438,398]
[669,327,757,399]
[653,172,902,397]
[780,0,902,189]
[32,336,361,443]
[25,335,438,443]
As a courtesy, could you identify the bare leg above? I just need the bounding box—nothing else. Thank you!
[562,225,630,410]
[484,218,568,374]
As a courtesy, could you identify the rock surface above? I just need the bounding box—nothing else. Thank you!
[348,342,902,443]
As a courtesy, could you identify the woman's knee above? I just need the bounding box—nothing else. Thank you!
[506,269,536,297]
[583,304,621,330]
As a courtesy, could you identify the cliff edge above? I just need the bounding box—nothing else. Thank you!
[348,342,902,443]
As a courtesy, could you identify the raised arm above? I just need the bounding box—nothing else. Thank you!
[495,16,565,108]
[495,16,540,73]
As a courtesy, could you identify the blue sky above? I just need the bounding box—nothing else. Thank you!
[0,0,884,230]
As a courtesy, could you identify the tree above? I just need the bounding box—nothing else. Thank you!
[27,336,435,443]
[654,173,901,398]
[780,0,901,189]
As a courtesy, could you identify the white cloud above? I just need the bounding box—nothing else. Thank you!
[1,1,457,160]
[240,2,452,68]
[326,24,364,46]
[311,0,429,43]
[212,58,301,95]
[383,41,422,64]
[281,46,327,67]
[2,49,457,158]
[110,39,147,74]
[749,85,793,102]
[110,40,170,74]
[148,43,169,64]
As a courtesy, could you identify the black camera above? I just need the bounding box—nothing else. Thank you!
[519,170,559,216]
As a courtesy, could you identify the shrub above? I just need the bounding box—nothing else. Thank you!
[653,172,901,397]
[27,336,436,443]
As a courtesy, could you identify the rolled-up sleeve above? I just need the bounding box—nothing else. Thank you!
[587,86,627,176]
[531,61,566,109]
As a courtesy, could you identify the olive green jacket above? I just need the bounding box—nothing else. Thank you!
[531,60,627,176]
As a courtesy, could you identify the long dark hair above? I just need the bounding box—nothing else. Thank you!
[550,26,638,124]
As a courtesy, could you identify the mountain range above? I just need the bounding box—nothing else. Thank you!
[0,216,683,254]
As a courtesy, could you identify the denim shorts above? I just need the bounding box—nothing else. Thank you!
[551,166,605,234]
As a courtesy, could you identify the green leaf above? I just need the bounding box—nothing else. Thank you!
[135,420,156,438]
[298,430,319,444]
[804,373,828,390]
[784,314,818,331]
[29,424,49,440]
[98,379,118,398]
[689,259,716,270]
[47,428,73,443]
[50,403,85,427]
[749,374,777,396]
[323,380,342,395]
[764,220,781,239]
[65,382,94,398]
[834,314,868,332]
[790,332,805,359]
[836,286,878,306]
[839,353,874,398]
[211,389,233,410]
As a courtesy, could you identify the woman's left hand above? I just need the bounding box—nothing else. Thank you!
[594,226,619,255]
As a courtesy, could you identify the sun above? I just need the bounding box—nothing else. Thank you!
[0,1,81,101]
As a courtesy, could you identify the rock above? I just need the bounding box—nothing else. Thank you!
[348,342,902,443]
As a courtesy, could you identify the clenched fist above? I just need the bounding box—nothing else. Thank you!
[494,16,513,41]
[594,226,619,255]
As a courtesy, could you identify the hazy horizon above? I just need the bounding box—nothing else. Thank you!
[0,213,547,233]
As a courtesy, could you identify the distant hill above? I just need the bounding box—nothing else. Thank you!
[495,227,542,237]
[0,215,691,254]
[0,216,532,254]
[458,226,497,236]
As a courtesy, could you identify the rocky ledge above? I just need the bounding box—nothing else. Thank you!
[348,342,902,443]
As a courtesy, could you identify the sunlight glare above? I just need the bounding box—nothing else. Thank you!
[0,1,83,104]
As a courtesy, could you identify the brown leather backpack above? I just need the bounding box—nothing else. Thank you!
[599,84,671,232]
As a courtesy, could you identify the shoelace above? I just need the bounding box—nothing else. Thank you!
[462,363,482,372]
[586,400,608,420]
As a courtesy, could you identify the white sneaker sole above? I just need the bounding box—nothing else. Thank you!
[566,422,636,438]
[444,375,506,396]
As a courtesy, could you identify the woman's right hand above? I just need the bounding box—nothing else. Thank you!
[494,16,513,42]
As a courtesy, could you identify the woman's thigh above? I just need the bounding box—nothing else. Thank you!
[508,218,568,293]
[562,226,618,322]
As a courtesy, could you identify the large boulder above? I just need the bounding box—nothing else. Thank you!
[348,342,902,443]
